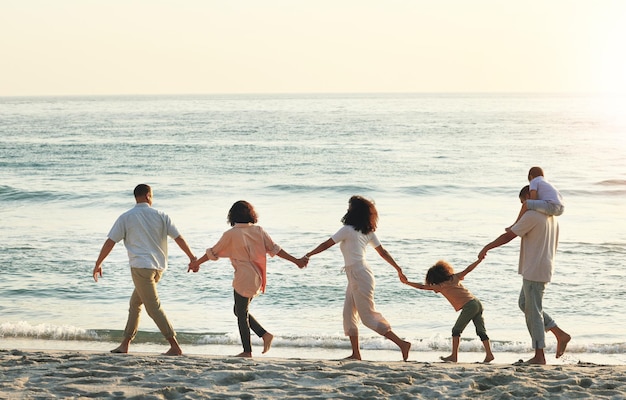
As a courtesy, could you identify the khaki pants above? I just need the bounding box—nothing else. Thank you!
[123,267,176,340]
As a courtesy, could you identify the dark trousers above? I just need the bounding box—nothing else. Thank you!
[234,290,267,353]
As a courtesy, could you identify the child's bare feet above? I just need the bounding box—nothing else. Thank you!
[262,333,274,354]
[400,341,411,361]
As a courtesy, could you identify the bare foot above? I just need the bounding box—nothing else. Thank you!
[262,333,274,354]
[110,345,128,354]
[526,356,546,365]
[343,354,361,360]
[163,347,183,356]
[235,352,252,358]
[400,341,411,361]
[556,333,571,358]
[483,354,495,363]
[440,355,457,363]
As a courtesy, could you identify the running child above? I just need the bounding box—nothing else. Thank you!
[403,259,494,363]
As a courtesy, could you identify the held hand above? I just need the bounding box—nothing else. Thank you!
[93,265,103,282]
[296,257,308,269]
[187,256,198,272]
[188,259,200,273]
[397,270,408,283]
[478,248,487,260]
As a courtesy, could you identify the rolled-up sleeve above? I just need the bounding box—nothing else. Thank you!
[267,243,281,257]
[206,247,219,261]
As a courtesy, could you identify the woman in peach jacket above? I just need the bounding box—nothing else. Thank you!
[189,200,307,357]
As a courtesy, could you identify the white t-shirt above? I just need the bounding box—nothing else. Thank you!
[529,176,563,205]
[108,203,180,270]
[511,210,559,283]
[331,225,381,266]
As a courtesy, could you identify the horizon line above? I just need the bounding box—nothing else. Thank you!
[2,91,624,99]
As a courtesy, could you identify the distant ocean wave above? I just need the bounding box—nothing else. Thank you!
[2,322,624,356]
[266,184,378,195]
[565,189,626,197]
[596,180,626,186]
[0,184,97,205]
[0,185,69,203]
[559,241,626,255]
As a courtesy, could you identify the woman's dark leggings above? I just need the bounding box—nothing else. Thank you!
[233,290,267,353]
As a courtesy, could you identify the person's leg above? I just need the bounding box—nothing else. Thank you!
[343,281,361,360]
[481,338,494,363]
[347,335,361,360]
[342,273,360,336]
[471,299,494,363]
[441,336,460,363]
[384,331,411,361]
[519,280,547,364]
[233,290,253,357]
[443,299,478,362]
[242,295,273,354]
[348,267,390,335]
[526,200,563,216]
[349,266,410,360]
[131,268,182,355]
[111,285,142,353]
[550,325,571,358]
[538,303,571,358]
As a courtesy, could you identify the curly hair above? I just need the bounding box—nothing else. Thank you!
[227,200,258,226]
[341,195,378,234]
[425,260,455,285]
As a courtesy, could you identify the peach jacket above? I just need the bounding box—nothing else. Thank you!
[206,223,281,298]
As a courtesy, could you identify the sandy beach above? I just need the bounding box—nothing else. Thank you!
[1,349,624,399]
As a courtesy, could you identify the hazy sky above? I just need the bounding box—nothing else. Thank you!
[1,1,625,96]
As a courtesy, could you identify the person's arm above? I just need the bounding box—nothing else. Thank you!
[478,230,517,260]
[174,235,198,272]
[529,189,538,200]
[457,259,482,280]
[277,249,308,269]
[93,238,116,282]
[174,235,196,261]
[188,253,209,273]
[305,238,336,259]
[404,281,435,291]
[374,245,407,283]
[510,202,528,228]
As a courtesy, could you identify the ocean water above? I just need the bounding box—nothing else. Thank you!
[1,93,625,364]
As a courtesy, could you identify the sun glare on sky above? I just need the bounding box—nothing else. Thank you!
[0,1,625,96]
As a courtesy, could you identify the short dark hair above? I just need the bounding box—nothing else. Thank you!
[134,184,151,198]
[341,195,378,234]
[519,185,530,199]
[425,260,454,285]
[227,200,258,226]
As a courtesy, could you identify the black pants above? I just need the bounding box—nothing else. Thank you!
[234,290,267,353]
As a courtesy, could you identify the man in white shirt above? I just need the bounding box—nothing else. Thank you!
[479,185,571,364]
[93,184,196,355]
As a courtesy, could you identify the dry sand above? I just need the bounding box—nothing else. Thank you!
[1,349,625,399]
